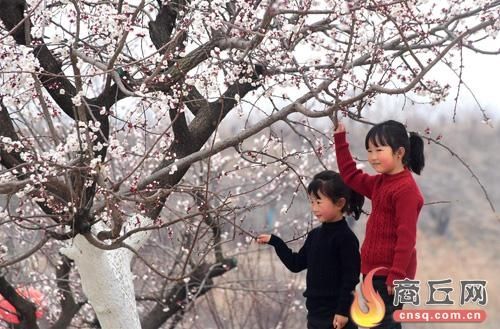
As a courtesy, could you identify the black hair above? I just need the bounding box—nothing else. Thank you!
[364,120,425,175]
[307,170,365,220]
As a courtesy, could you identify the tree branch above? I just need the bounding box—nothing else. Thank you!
[0,271,40,329]
[141,259,237,329]
[49,255,84,329]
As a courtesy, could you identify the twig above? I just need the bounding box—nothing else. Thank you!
[423,135,496,216]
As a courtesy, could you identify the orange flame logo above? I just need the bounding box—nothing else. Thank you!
[350,267,386,328]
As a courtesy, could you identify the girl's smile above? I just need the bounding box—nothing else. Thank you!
[309,191,345,223]
[367,142,405,175]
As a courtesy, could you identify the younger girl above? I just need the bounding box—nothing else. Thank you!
[334,120,424,329]
[257,170,364,329]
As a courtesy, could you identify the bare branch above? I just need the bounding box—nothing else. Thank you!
[0,271,40,329]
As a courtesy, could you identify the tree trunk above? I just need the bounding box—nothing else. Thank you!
[60,215,152,329]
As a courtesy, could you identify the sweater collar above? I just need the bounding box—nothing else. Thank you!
[321,217,347,229]
[382,168,411,182]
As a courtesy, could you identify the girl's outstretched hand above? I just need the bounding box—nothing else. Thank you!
[335,123,345,134]
[256,234,271,244]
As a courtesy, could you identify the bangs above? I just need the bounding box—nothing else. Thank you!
[364,120,409,155]
[365,125,391,149]
[307,179,324,199]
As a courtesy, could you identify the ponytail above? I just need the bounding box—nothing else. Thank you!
[347,189,365,220]
[408,132,425,175]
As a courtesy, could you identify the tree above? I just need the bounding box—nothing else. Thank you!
[0,0,498,328]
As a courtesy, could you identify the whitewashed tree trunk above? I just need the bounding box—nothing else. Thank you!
[61,215,152,329]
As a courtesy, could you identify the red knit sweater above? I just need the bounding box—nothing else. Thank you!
[334,131,424,286]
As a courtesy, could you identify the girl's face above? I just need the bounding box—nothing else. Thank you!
[309,191,344,223]
[366,140,405,175]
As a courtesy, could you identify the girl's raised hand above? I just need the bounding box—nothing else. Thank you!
[335,122,346,134]
[256,234,271,244]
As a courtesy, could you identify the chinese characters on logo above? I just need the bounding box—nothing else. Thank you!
[392,279,487,306]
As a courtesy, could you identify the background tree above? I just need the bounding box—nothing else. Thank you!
[1,0,499,328]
